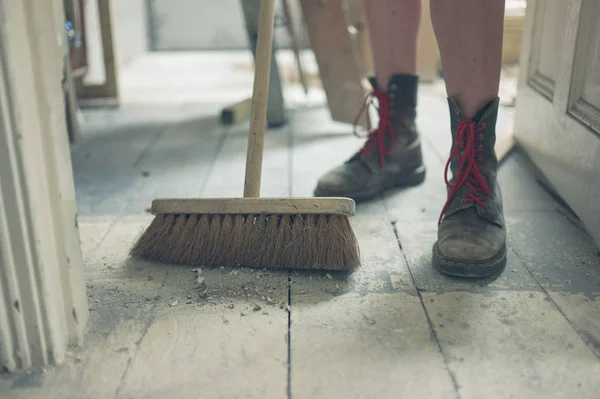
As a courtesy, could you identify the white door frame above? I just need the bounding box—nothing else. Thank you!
[0,0,88,372]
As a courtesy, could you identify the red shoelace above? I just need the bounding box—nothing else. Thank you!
[438,120,491,225]
[352,89,395,170]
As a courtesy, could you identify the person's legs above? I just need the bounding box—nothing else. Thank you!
[314,0,426,201]
[430,0,507,277]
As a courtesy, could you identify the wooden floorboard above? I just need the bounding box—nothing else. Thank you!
[73,105,191,216]
[117,264,289,399]
[123,107,227,214]
[289,216,457,398]
[424,290,600,399]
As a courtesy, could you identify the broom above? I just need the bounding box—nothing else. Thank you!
[130,0,360,271]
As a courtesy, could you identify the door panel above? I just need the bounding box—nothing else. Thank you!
[569,0,600,132]
[515,0,600,245]
[527,0,569,99]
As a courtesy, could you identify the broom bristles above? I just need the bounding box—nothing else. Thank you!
[130,213,360,271]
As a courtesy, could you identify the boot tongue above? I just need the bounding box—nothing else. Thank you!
[448,97,496,125]
[367,76,379,91]
[471,100,495,123]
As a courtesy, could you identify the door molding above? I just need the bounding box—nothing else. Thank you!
[526,0,569,102]
[0,0,88,372]
[568,0,600,136]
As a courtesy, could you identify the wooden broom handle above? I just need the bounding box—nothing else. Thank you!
[243,0,276,198]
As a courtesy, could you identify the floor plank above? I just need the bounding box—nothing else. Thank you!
[117,265,289,399]
[289,216,455,398]
[73,105,186,216]
[290,292,457,399]
[1,217,168,399]
[498,151,559,214]
[77,216,116,263]
[507,211,600,359]
[507,212,600,293]
[424,291,600,398]
[550,293,600,358]
[201,119,291,198]
[123,107,226,214]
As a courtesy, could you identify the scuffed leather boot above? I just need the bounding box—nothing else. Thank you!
[433,97,507,277]
[313,74,426,202]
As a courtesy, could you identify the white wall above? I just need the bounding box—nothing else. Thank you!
[83,0,149,85]
[148,0,309,51]
[113,0,149,65]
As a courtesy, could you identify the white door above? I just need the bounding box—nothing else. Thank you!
[514,0,600,244]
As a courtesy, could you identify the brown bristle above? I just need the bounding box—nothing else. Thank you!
[179,214,201,264]
[208,215,232,265]
[248,215,267,266]
[256,215,280,267]
[312,215,329,270]
[130,212,360,271]
[323,215,361,270]
[301,215,319,268]
[281,215,312,268]
[131,214,175,260]
[228,215,248,266]
[198,214,218,264]
[274,215,293,266]
[181,214,209,265]
[242,215,261,266]
[157,215,188,263]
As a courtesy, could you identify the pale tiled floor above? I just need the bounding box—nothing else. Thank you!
[2,52,600,398]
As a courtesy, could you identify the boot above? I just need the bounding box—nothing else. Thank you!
[313,74,426,202]
[433,97,507,278]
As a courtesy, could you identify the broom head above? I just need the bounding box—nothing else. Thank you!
[130,198,360,271]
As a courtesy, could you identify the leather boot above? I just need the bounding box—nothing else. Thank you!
[433,97,507,277]
[313,74,426,202]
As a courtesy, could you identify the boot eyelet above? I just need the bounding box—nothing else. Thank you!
[479,134,484,139]
[461,199,466,204]
[480,123,487,128]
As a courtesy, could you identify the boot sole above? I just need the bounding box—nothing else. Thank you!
[313,166,426,203]
[432,242,507,278]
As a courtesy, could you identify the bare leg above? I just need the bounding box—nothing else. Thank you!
[365,0,421,87]
[430,0,505,119]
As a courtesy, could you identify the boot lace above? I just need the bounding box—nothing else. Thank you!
[352,89,394,170]
[438,120,491,225]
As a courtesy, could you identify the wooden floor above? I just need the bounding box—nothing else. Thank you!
[2,52,600,398]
